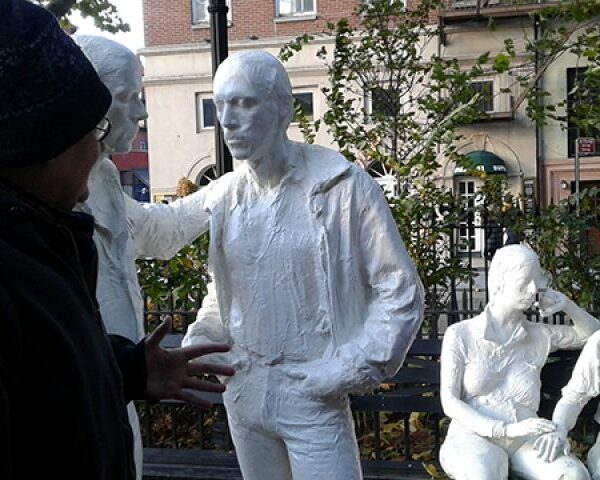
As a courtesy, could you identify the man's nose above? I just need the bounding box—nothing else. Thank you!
[133,100,148,122]
[220,104,238,129]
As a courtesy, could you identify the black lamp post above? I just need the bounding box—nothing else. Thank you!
[208,0,233,176]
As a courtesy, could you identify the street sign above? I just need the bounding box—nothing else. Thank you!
[577,137,596,156]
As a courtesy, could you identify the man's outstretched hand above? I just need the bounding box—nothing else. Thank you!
[144,317,235,409]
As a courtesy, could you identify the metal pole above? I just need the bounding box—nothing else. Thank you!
[208,0,233,177]
[575,130,580,216]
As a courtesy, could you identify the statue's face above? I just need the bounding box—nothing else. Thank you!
[213,72,279,163]
[103,62,147,154]
[498,260,542,311]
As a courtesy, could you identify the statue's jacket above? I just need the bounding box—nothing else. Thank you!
[78,157,209,343]
[183,141,425,394]
[0,181,147,480]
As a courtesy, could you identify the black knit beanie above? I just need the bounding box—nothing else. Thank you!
[0,0,112,166]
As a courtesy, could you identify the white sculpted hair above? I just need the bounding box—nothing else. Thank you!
[74,35,139,93]
[487,244,540,299]
[214,50,294,132]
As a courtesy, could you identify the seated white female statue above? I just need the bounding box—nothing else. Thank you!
[440,244,599,480]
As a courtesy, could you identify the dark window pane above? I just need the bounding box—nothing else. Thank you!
[202,98,215,128]
[292,93,314,122]
[372,87,396,118]
[468,81,494,113]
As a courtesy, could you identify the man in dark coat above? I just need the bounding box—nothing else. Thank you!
[0,1,234,479]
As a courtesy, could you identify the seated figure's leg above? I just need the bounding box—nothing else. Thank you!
[439,430,509,480]
[511,441,590,480]
[587,432,600,480]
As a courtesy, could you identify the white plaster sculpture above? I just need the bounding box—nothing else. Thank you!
[181,50,424,480]
[440,244,600,480]
[535,329,600,480]
[74,36,212,480]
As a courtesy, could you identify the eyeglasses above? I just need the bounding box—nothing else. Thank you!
[94,117,112,142]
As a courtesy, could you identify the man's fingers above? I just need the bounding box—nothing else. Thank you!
[183,377,226,393]
[188,362,235,377]
[182,343,231,361]
[146,316,172,348]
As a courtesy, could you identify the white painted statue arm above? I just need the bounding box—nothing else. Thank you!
[125,189,211,260]
[181,280,237,377]
[539,288,600,349]
[283,175,423,400]
[334,177,424,391]
[533,330,600,462]
[440,327,506,437]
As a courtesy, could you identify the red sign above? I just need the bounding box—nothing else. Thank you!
[577,137,596,156]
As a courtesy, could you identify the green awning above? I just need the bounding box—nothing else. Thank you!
[454,150,507,176]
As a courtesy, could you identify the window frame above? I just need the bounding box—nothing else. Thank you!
[291,91,315,125]
[456,177,483,254]
[195,94,216,132]
[275,0,316,18]
[192,0,232,26]
[468,80,495,114]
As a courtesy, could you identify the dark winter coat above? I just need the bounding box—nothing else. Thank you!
[0,181,147,479]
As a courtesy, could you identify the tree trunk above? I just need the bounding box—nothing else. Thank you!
[45,0,77,19]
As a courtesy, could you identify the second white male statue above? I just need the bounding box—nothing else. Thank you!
[182,51,424,479]
[74,36,225,480]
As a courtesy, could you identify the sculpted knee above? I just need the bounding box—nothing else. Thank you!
[560,463,592,480]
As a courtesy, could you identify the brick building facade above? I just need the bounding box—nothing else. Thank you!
[143,0,359,47]
[140,0,599,210]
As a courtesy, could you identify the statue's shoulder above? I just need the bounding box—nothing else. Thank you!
[293,141,363,188]
[298,142,348,165]
[445,315,481,341]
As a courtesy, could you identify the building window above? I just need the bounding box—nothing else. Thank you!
[364,86,400,121]
[139,141,147,151]
[456,179,482,253]
[195,165,218,186]
[367,161,398,199]
[192,0,232,25]
[567,67,600,157]
[292,92,314,123]
[276,0,315,17]
[195,94,216,132]
[468,80,494,114]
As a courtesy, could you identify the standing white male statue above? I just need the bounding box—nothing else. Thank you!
[533,328,600,479]
[74,36,223,480]
[181,50,424,480]
[440,244,600,480]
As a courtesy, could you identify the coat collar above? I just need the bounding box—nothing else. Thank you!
[473,306,529,346]
[232,140,351,207]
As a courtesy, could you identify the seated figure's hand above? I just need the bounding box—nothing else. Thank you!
[537,288,567,318]
[533,430,570,463]
[505,418,556,439]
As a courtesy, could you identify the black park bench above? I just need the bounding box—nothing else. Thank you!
[141,334,598,480]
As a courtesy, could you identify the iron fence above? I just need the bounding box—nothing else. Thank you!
[138,221,594,470]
